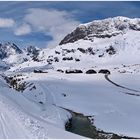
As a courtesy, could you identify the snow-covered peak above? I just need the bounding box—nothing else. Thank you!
[31,16,140,71]
[59,16,140,45]
[81,16,137,27]
[81,16,140,32]
[0,42,22,59]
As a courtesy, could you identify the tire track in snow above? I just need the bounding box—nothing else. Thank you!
[0,103,31,138]
[0,113,7,138]
[0,113,14,138]
[0,76,83,139]
[39,83,62,121]
[0,77,53,138]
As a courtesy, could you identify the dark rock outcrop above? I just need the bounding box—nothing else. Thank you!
[65,69,83,74]
[98,69,111,74]
[63,57,73,61]
[75,58,80,62]
[106,46,116,55]
[57,69,64,73]
[77,48,86,53]
[86,69,97,74]
[59,26,88,45]
[34,69,48,73]
[26,46,40,62]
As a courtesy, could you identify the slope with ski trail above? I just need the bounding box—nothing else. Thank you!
[0,75,84,139]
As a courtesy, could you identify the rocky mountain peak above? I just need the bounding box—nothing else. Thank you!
[59,16,140,45]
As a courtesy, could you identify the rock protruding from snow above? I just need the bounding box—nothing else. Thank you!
[26,46,41,62]
[59,16,140,45]
[26,46,40,56]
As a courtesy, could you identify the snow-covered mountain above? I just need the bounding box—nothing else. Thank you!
[60,16,140,45]
[0,43,42,70]
[1,16,140,139]
[3,16,140,72]
[0,42,22,60]
[29,16,140,73]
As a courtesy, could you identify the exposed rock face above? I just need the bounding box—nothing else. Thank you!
[86,69,97,74]
[57,69,64,73]
[59,26,88,45]
[98,69,111,74]
[65,69,83,74]
[26,46,41,61]
[106,46,116,55]
[63,57,73,61]
[26,46,40,56]
[34,69,48,73]
[59,17,140,45]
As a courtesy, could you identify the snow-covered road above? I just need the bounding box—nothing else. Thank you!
[105,74,140,94]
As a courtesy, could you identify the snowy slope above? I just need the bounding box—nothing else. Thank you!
[16,71,140,138]
[0,75,85,139]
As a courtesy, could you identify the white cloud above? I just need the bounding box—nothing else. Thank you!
[24,8,80,48]
[14,24,31,36]
[0,18,15,28]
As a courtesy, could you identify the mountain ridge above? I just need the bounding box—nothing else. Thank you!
[59,16,140,45]
[1,16,140,72]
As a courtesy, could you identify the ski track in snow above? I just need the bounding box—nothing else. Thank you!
[0,97,33,138]
[0,76,83,139]
[39,82,62,124]
[0,78,49,138]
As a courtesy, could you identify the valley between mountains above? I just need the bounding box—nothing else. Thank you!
[0,16,140,138]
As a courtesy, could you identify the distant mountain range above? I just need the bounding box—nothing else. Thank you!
[1,16,140,71]
[0,43,41,69]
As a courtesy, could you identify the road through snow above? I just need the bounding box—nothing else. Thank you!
[105,74,140,95]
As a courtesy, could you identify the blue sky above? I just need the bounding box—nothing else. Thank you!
[0,1,140,48]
